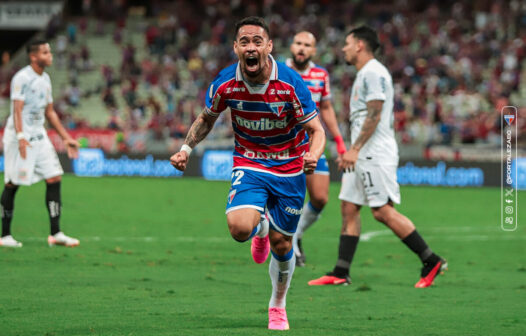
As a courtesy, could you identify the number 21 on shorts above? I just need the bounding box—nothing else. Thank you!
[361,171,374,188]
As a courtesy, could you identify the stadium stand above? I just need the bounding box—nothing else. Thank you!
[1,0,525,154]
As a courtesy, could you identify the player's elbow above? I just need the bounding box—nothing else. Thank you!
[373,115,381,126]
[307,123,324,139]
[44,109,56,120]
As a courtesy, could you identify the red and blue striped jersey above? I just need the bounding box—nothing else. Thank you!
[205,55,317,176]
[286,59,331,109]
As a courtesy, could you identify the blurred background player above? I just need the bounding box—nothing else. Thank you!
[287,31,347,267]
[309,26,446,288]
[170,17,325,330]
[0,40,80,248]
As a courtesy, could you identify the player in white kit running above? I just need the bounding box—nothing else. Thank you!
[0,40,80,248]
[308,26,447,288]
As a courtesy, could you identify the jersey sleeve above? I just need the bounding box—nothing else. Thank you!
[10,73,26,101]
[205,76,228,117]
[321,71,331,101]
[363,70,386,102]
[293,77,318,124]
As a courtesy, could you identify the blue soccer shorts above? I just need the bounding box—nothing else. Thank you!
[225,168,306,236]
[313,154,329,175]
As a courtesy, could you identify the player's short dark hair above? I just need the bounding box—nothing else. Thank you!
[26,40,48,54]
[234,16,270,40]
[348,26,380,53]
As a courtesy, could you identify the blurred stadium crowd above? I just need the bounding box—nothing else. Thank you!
[0,0,525,153]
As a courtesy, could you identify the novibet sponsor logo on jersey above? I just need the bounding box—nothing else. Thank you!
[234,115,291,131]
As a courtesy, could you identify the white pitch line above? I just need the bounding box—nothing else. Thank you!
[360,230,392,242]
[15,228,526,244]
[18,236,232,243]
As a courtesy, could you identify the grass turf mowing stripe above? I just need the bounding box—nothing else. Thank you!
[0,175,524,336]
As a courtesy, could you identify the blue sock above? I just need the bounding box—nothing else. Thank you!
[271,248,294,262]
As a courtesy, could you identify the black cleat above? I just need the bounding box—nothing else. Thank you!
[295,238,306,267]
[415,255,448,288]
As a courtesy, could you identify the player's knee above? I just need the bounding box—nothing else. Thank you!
[270,237,291,256]
[372,210,383,222]
[372,208,390,223]
[46,176,61,184]
[227,221,253,242]
[4,182,17,189]
[227,211,259,242]
[309,194,328,210]
[273,243,291,256]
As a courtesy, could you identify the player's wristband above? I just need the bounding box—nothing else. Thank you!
[181,144,193,156]
[334,135,346,155]
[16,132,25,141]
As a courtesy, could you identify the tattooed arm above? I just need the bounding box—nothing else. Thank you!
[170,108,219,171]
[183,108,219,148]
[338,100,383,171]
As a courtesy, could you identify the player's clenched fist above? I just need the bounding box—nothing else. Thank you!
[303,152,318,174]
[170,151,189,171]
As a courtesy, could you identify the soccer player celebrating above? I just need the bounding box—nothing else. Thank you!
[0,40,80,248]
[171,17,325,330]
[308,26,446,288]
[286,31,347,267]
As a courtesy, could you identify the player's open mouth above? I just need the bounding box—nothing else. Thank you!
[246,56,259,72]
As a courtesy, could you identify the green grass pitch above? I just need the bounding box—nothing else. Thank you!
[0,175,525,335]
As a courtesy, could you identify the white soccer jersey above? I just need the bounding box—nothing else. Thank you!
[5,65,53,139]
[349,59,398,165]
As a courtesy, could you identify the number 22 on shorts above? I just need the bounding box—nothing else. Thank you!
[232,170,244,185]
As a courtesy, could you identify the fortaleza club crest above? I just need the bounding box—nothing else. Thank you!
[269,102,287,117]
[228,189,236,204]
[504,114,515,125]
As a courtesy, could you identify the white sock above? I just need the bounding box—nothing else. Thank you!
[256,214,269,238]
[268,253,296,308]
[292,204,321,253]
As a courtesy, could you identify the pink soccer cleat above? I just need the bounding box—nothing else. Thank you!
[268,307,289,330]
[251,234,270,264]
[308,272,351,286]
